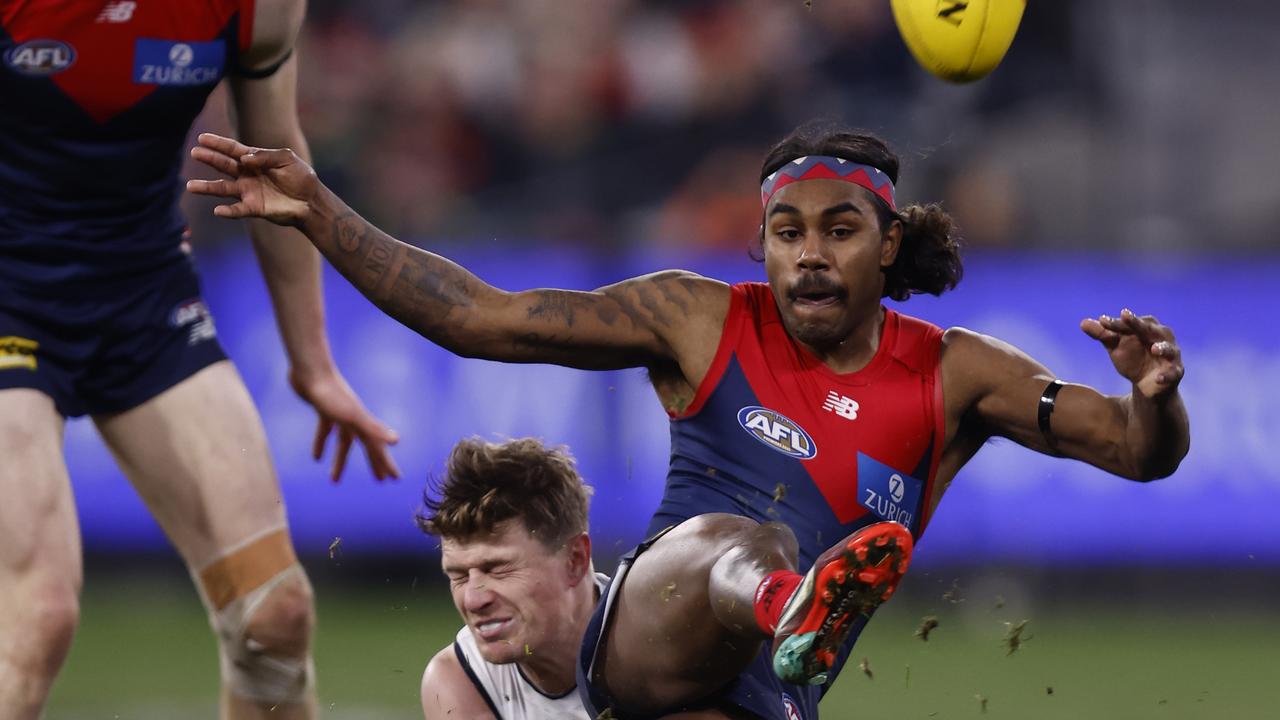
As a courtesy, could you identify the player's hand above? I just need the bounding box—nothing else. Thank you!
[290,367,401,482]
[186,133,320,227]
[1080,309,1184,401]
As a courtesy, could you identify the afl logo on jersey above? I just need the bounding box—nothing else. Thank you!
[4,40,76,76]
[737,406,817,460]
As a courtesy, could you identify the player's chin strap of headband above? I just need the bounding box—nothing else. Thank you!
[760,156,897,211]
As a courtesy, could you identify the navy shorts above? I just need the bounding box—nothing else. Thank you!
[0,256,228,417]
[577,527,825,720]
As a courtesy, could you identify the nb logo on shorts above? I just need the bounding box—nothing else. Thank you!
[0,336,39,371]
[170,299,217,346]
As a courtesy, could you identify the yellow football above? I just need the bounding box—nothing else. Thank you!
[890,0,1026,83]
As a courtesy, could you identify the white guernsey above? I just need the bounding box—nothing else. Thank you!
[449,574,608,719]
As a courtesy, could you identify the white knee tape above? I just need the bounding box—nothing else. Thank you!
[209,564,314,704]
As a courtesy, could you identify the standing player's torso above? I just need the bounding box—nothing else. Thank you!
[0,0,251,286]
[654,282,945,568]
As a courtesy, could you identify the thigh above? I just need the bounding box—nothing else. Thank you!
[0,389,82,600]
[93,360,286,569]
[600,514,762,712]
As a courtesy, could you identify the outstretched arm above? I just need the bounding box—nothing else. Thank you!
[187,134,728,373]
[945,309,1189,481]
[224,0,398,481]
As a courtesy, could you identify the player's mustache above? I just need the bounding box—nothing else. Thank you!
[787,274,847,301]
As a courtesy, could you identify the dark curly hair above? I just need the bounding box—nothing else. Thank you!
[757,124,964,301]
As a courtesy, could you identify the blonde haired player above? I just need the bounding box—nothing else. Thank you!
[418,438,604,719]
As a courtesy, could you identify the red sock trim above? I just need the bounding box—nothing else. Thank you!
[753,569,802,635]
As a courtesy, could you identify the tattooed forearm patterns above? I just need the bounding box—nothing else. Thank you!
[323,210,474,344]
[525,292,597,327]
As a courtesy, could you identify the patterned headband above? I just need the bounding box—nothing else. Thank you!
[760,156,896,211]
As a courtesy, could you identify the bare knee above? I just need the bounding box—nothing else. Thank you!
[6,578,80,676]
[241,573,314,658]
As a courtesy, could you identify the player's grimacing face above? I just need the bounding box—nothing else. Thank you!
[441,519,573,665]
[762,179,899,349]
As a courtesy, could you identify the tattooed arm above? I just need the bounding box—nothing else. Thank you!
[186,134,729,373]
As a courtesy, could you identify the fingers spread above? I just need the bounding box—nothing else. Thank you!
[330,427,355,482]
[212,203,251,219]
[190,145,241,176]
[240,148,295,170]
[197,132,254,158]
[353,414,400,481]
[186,178,241,198]
[312,418,334,461]
[364,443,401,481]
[1080,318,1120,348]
[1096,313,1133,334]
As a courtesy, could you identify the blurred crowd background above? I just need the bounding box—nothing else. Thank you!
[186,0,1280,254]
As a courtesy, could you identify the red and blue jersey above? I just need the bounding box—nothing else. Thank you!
[650,282,946,569]
[0,0,253,294]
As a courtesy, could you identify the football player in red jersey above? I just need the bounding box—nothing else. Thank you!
[189,124,1188,720]
[0,1,397,717]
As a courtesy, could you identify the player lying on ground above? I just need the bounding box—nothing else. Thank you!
[0,1,396,718]
[418,437,604,720]
[189,124,1189,720]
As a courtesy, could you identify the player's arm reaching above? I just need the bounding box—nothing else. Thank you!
[225,0,399,480]
[943,310,1189,481]
[186,136,729,382]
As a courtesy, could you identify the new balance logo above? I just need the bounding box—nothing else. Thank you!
[822,391,859,420]
[96,1,137,23]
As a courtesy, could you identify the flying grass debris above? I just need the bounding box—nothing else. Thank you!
[915,615,939,641]
[942,578,964,604]
[661,581,679,602]
[859,656,873,680]
[1003,619,1031,655]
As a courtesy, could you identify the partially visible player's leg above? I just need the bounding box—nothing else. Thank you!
[0,390,82,719]
[95,361,317,720]
[594,513,798,713]
[593,514,914,713]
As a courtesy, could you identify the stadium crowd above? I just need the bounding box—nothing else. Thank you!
[185,0,1276,252]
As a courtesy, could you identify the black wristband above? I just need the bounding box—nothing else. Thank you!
[1037,380,1065,447]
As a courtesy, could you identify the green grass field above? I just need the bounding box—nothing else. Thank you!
[46,566,1275,719]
